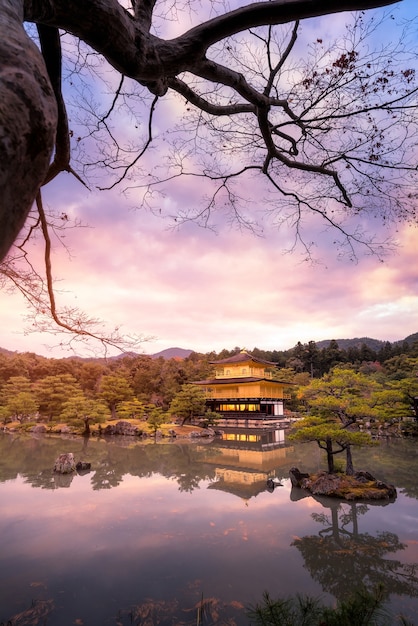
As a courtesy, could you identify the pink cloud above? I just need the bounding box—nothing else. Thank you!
[1,2,417,357]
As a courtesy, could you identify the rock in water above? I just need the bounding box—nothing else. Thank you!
[289,467,310,487]
[76,461,91,471]
[289,468,397,501]
[54,453,76,474]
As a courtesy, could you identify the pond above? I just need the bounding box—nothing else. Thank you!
[0,429,418,625]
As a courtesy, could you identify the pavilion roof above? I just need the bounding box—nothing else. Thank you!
[210,350,277,367]
[207,479,266,500]
[194,376,293,386]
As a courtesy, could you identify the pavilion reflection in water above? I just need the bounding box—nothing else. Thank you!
[199,425,292,500]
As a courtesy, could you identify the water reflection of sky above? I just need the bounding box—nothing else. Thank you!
[1,474,320,624]
[1,437,418,625]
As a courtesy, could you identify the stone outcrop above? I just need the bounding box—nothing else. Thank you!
[188,428,216,438]
[289,467,396,501]
[54,452,76,474]
[31,424,47,433]
[103,420,140,436]
[266,477,283,492]
[54,454,92,474]
[289,467,310,487]
[76,461,91,472]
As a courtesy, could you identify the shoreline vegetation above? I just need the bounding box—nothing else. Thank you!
[2,420,398,502]
[0,417,210,439]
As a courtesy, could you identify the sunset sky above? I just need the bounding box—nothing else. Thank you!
[1,0,417,359]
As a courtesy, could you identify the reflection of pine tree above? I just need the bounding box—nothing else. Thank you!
[24,469,60,490]
[90,457,124,490]
[293,501,418,602]
[85,442,216,492]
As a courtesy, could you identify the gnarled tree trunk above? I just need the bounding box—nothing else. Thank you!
[325,437,335,474]
[0,0,57,260]
[345,444,354,476]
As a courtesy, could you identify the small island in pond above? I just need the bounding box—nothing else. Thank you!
[289,467,397,501]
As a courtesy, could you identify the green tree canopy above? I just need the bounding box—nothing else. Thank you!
[292,367,379,473]
[0,376,39,423]
[99,374,134,419]
[116,398,146,420]
[147,406,168,436]
[290,417,373,474]
[60,393,110,434]
[300,367,381,426]
[169,384,207,426]
[34,373,82,421]
[380,356,418,421]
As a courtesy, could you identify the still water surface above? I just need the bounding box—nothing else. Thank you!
[1,430,418,625]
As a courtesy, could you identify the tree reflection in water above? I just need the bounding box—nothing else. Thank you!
[1,434,418,625]
[292,496,418,603]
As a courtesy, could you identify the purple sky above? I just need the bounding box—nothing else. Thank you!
[1,1,417,358]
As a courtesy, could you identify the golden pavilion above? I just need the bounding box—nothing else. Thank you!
[194,350,292,421]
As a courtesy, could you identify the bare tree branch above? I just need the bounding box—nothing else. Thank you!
[168,77,255,115]
[0,0,415,351]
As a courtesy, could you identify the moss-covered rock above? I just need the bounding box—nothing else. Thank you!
[289,467,397,501]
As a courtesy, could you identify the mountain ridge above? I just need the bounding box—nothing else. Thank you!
[150,347,194,359]
[1,333,417,360]
[148,333,418,358]
[314,332,418,351]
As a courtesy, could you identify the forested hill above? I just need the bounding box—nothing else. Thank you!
[0,334,417,415]
[0,347,16,356]
[148,335,418,358]
[150,348,194,359]
[315,333,418,352]
[1,333,418,361]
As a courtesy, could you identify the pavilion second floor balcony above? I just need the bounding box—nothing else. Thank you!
[203,388,291,401]
[214,368,275,379]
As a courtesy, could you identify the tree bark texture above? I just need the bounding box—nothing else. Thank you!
[326,438,335,474]
[0,0,57,260]
[345,444,354,476]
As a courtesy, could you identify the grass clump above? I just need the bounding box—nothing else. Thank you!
[247,585,413,626]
